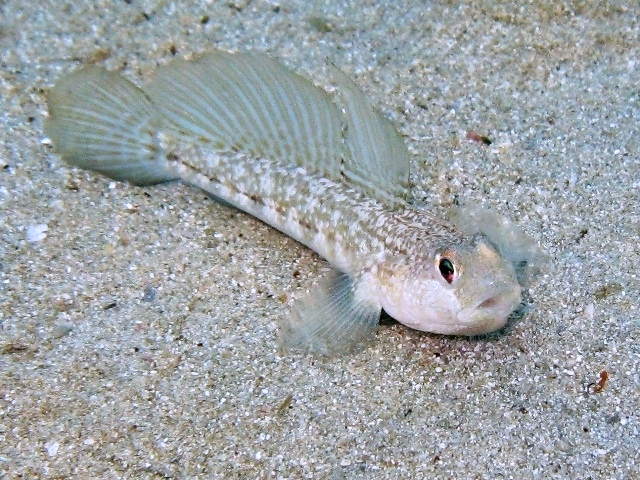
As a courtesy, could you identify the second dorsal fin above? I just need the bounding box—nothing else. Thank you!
[144,51,410,205]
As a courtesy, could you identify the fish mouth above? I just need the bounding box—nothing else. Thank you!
[477,295,501,309]
[456,285,522,335]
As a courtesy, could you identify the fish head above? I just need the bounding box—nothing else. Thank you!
[378,233,522,335]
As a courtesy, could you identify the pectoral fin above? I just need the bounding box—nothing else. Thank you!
[280,270,381,355]
[447,204,546,288]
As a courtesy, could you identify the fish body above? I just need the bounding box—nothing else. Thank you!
[45,51,533,354]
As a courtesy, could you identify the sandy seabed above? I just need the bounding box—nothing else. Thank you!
[1,1,638,478]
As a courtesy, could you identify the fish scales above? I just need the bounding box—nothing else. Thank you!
[44,50,537,354]
[168,144,387,270]
[168,142,463,273]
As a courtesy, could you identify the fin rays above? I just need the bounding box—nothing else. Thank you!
[330,66,411,204]
[45,66,177,185]
[46,52,411,354]
[144,51,409,203]
[47,50,412,198]
[281,270,381,355]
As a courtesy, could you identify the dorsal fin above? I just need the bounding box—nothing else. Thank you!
[329,66,411,204]
[144,51,410,205]
[145,51,344,179]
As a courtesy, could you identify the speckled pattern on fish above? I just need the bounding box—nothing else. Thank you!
[44,50,537,354]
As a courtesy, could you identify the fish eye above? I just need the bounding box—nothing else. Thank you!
[438,257,456,284]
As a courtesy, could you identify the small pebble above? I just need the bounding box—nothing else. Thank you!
[26,224,48,242]
[51,324,73,339]
[142,285,156,302]
[44,441,59,457]
[583,303,595,321]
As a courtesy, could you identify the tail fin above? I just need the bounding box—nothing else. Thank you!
[45,66,178,185]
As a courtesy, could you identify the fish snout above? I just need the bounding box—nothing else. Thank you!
[456,283,522,335]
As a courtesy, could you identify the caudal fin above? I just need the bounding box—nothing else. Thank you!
[45,66,178,185]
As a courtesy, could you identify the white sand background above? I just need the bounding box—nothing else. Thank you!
[1,0,638,478]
